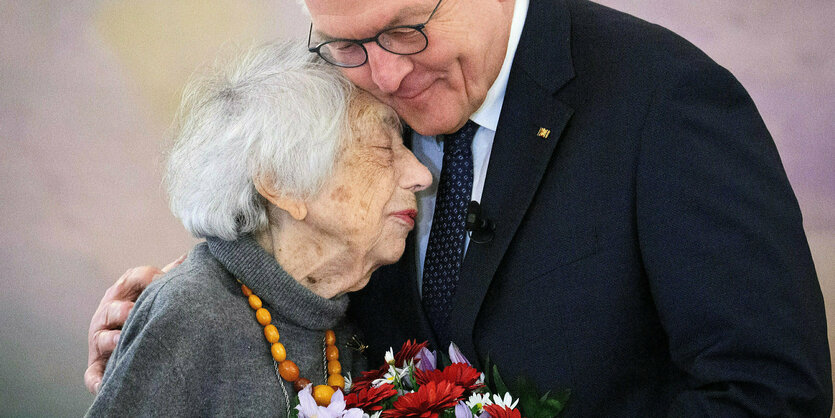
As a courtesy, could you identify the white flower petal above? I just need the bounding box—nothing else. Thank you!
[492,392,519,409]
[466,393,492,413]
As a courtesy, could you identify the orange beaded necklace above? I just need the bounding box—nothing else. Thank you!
[239,282,345,408]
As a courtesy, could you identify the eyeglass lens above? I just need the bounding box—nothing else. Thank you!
[319,27,428,66]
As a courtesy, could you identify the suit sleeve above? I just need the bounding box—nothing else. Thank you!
[635,58,831,417]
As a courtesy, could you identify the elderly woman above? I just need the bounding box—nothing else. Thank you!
[86,40,430,416]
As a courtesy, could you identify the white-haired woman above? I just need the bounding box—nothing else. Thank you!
[86,40,431,416]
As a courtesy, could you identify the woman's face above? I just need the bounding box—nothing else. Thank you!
[303,94,431,285]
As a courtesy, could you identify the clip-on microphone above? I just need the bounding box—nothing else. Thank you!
[466,201,495,244]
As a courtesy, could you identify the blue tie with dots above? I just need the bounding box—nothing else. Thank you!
[422,120,478,338]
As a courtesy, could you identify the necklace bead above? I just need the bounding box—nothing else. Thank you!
[327,360,341,375]
[313,385,336,406]
[264,324,280,343]
[248,294,263,310]
[278,360,300,382]
[324,330,336,346]
[325,345,339,361]
[327,374,345,388]
[271,343,287,362]
[241,284,253,296]
[293,378,312,392]
[255,308,271,326]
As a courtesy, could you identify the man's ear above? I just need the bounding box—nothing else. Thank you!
[254,177,308,221]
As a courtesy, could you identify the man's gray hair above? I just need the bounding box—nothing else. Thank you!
[165,40,354,240]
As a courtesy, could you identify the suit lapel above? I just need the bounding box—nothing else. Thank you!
[445,0,576,359]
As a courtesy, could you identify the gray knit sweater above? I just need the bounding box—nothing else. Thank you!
[87,235,367,417]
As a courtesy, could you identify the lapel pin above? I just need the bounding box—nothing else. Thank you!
[537,127,551,139]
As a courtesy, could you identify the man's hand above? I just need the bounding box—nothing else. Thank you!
[84,255,186,394]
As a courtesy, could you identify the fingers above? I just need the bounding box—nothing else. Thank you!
[85,357,106,394]
[102,300,135,330]
[86,266,158,394]
[85,329,120,394]
[84,261,183,395]
[87,300,132,364]
[87,308,123,362]
[91,328,121,359]
[102,266,163,303]
[161,253,187,274]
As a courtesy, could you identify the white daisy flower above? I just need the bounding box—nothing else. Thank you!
[371,364,411,388]
[492,392,519,410]
[384,348,395,365]
[466,393,493,413]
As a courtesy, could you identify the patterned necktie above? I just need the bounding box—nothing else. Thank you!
[422,120,478,338]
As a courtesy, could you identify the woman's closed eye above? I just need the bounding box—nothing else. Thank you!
[370,146,394,165]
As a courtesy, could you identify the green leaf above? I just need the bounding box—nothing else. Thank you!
[492,364,510,395]
[482,355,494,388]
[513,376,570,418]
[288,393,300,417]
[441,409,458,418]
[482,356,570,417]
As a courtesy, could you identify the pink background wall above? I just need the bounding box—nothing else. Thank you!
[1,1,832,414]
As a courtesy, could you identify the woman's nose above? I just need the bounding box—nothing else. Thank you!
[366,43,413,94]
[400,150,432,192]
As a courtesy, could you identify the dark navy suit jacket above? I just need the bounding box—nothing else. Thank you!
[349,0,832,415]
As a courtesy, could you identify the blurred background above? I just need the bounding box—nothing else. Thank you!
[1,0,832,415]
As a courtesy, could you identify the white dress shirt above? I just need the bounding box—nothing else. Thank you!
[413,0,530,294]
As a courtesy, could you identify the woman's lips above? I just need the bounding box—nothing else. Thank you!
[391,209,417,228]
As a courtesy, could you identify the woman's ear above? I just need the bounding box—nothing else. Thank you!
[254,177,308,221]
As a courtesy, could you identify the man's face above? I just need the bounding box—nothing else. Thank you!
[306,0,513,136]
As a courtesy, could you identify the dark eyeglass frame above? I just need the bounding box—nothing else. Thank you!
[307,0,444,68]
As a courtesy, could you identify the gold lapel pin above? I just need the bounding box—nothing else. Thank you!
[537,127,551,139]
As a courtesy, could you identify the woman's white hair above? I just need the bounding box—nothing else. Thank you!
[165,39,355,240]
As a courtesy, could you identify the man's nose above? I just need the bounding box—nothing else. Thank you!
[366,43,413,94]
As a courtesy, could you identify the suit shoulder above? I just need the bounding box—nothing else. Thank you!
[565,0,724,81]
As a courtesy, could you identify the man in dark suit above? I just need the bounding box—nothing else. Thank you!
[87,0,831,415]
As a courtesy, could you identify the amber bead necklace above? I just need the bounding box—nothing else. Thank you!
[239,282,345,412]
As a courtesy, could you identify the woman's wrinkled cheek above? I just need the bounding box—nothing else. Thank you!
[330,185,352,203]
[354,157,396,210]
[327,185,362,235]
[329,147,397,243]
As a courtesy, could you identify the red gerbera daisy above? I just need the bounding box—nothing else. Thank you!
[482,404,523,418]
[351,364,390,392]
[344,383,398,411]
[381,380,464,418]
[394,340,429,367]
[414,363,484,393]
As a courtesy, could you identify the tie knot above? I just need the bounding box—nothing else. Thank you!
[445,120,479,147]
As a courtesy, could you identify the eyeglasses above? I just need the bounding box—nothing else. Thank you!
[307,0,443,68]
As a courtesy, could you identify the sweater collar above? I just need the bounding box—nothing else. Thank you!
[207,234,349,330]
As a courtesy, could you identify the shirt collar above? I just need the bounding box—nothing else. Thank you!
[469,0,530,131]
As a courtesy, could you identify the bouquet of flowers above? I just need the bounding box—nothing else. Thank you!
[293,340,569,418]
